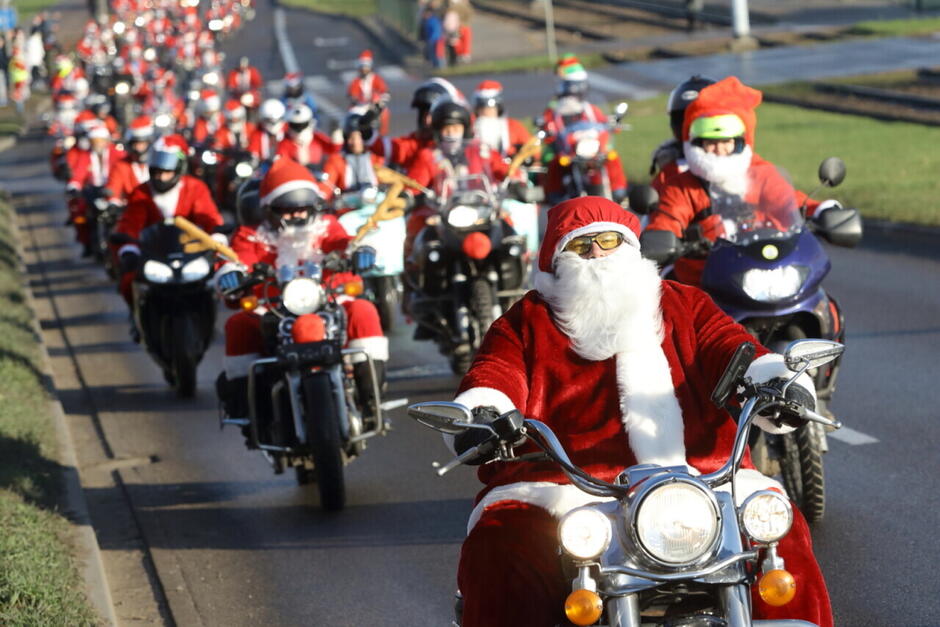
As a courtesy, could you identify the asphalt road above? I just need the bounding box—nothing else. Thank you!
[7,3,940,626]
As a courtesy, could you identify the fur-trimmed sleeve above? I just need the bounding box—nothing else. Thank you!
[455,300,530,414]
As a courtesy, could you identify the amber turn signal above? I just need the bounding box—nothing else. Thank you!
[758,569,796,607]
[565,589,603,626]
[559,155,572,167]
[343,280,364,297]
[607,150,618,161]
[239,295,258,311]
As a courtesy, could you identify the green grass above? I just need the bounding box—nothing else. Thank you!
[848,16,940,37]
[276,0,377,17]
[9,0,62,22]
[0,199,97,625]
[612,96,940,226]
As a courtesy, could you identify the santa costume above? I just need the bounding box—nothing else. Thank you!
[453,196,832,627]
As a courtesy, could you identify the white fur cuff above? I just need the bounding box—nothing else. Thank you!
[346,336,389,362]
[746,353,816,435]
[453,387,516,415]
[466,481,614,533]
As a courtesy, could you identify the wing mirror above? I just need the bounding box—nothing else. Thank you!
[639,229,680,265]
[628,184,659,216]
[784,339,844,372]
[818,157,846,188]
[407,401,477,434]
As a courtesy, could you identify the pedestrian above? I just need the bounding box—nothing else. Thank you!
[0,34,10,108]
[9,42,30,115]
[26,17,45,89]
[686,0,704,33]
[419,3,443,68]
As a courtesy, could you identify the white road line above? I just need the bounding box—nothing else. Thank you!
[272,8,299,75]
[314,36,350,47]
[829,426,879,446]
[589,72,660,100]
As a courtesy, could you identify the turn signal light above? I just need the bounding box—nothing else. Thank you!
[74,215,87,224]
[559,155,572,167]
[607,150,618,161]
[564,589,603,626]
[758,569,796,607]
[344,280,364,297]
[239,295,258,311]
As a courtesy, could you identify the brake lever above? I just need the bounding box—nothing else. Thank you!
[799,405,842,429]
[432,444,488,477]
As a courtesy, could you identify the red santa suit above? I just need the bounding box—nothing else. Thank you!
[275,129,336,171]
[322,149,385,193]
[107,155,150,205]
[473,115,535,159]
[192,112,225,144]
[114,175,222,303]
[346,54,390,135]
[369,131,432,170]
[452,197,832,627]
[248,125,285,162]
[66,133,126,245]
[226,65,263,94]
[648,77,813,286]
[219,159,387,379]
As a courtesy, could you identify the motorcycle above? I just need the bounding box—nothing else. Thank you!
[218,147,256,214]
[408,338,844,627]
[85,186,122,277]
[111,217,220,397]
[219,250,389,511]
[336,183,406,332]
[404,163,538,375]
[544,102,628,201]
[635,157,862,523]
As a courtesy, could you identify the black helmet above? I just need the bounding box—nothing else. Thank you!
[666,75,716,141]
[430,100,472,139]
[235,178,263,227]
[342,107,379,143]
[411,78,457,112]
[147,138,188,193]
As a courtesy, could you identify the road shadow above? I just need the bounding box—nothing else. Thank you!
[0,433,66,510]
[0,312,42,343]
[39,310,128,329]
[0,347,56,396]
[47,341,140,357]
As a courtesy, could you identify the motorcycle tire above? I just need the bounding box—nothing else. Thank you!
[301,374,345,511]
[370,275,398,333]
[469,278,496,347]
[449,350,472,376]
[781,421,826,523]
[172,316,199,398]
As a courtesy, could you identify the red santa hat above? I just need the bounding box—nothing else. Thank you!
[259,158,325,207]
[357,49,373,68]
[538,196,641,273]
[75,109,99,132]
[128,115,154,139]
[284,71,303,88]
[87,123,111,140]
[474,79,503,99]
[223,99,246,120]
[681,76,762,147]
[200,89,221,111]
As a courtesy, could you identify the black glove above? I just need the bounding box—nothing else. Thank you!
[398,189,416,212]
[768,378,816,429]
[453,406,501,465]
[119,251,140,274]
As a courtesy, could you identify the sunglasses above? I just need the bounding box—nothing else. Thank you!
[562,231,625,256]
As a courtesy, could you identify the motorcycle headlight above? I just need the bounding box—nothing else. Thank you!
[282,278,323,315]
[208,19,224,31]
[115,81,130,95]
[113,21,126,35]
[143,260,173,283]
[181,256,210,282]
[634,481,719,565]
[154,113,172,129]
[235,162,253,178]
[203,71,220,86]
[741,265,808,302]
[575,138,601,159]
[559,508,612,560]
[447,205,484,228]
[740,490,793,544]
[201,151,218,166]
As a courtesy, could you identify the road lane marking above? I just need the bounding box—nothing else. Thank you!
[829,426,879,445]
[588,72,660,100]
[314,36,350,47]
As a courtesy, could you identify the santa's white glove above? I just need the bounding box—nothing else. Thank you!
[211,232,230,246]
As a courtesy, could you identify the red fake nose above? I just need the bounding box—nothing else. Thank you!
[462,231,492,260]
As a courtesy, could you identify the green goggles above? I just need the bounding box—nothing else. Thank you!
[562,231,625,256]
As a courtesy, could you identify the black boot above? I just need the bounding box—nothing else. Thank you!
[216,373,250,418]
[354,360,386,427]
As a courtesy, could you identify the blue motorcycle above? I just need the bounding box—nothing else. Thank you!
[638,158,862,522]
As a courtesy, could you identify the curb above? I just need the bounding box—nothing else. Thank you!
[2,171,118,626]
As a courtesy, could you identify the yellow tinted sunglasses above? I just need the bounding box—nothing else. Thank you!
[562,231,625,256]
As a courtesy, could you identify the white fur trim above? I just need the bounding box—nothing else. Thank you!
[346,336,389,363]
[555,222,640,260]
[466,481,614,533]
[118,243,140,257]
[746,354,816,435]
[615,346,688,468]
[224,353,260,379]
[260,179,320,206]
[211,232,229,246]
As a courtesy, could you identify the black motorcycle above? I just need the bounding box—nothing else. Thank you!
[405,172,538,374]
[219,148,255,214]
[219,252,388,511]
[113,223,218,397]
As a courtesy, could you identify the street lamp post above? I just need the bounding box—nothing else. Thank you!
[731,0,751,39]
[541,0,558,63]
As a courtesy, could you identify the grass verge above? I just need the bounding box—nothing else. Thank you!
[0,197,96,625]
[613,95,940,226]
[276,0,377,17]
[848,16,940,37]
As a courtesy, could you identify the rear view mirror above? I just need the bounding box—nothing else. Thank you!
[784,339,844,372]
[628,184,659,216]
[818,157,846,188]
[513,184,544,204]
[639,229,679,265]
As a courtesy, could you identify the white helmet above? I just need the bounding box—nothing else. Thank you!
[286,103,314,134]
[259,98,286,124]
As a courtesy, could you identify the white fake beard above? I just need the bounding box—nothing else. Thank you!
[474,116,503,152]
[684,142,753,197]
[256,217,329,269]
[534,245,664,361]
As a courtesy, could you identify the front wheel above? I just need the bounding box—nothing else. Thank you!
[469,278,496,348]
[301,374,345,511]
[781,421,826,523]
[170,315,199,398]
[368,275,398,333]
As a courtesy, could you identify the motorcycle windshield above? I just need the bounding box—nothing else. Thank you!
[557,120,608,159]
[709,171,804,246]
[439,172,497,216]
[139,223,211,259]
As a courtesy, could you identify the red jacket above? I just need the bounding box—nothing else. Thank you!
[192,114,225,145]
[346,72,389,106]
[275,132,336,170]
[406,141,508,195]
[369,131,433,170]
[68,145,127,191]
[115,175,222,243]
[107,157,150,204]
[248,127,284,162]
[226,66,262,93]
[228,216,351,269]
[214,123,257,153]
[474,116,535,158]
